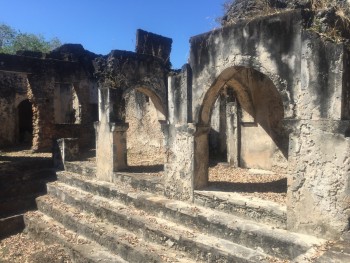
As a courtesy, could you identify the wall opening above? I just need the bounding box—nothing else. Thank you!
[124,88,165,174]
[17,99,33,145]
[54,83,81,124]
[195,67,288,204]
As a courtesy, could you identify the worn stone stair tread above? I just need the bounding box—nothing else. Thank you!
[24,211,129,263]
[64,162,163,194]
[113,171,164,194]
[64,161,96,178]
[43,183,274,262]
[47,177,325,260]
[194,188,286,228]
[36,194,200,263]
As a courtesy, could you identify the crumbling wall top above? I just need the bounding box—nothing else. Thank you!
[135,29,172,69]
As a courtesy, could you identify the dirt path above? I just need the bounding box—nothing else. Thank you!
[0,232,72,263]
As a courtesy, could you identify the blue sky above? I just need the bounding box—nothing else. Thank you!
[0,1,227,68]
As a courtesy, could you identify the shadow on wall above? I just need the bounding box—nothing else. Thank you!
[208,178,287,193]
[17,99,33,145]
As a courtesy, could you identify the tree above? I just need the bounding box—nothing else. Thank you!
[0,23,16,53]
[0,23,61,54]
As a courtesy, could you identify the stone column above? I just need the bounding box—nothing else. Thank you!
[95,86,129,182]
[287,120,350,239]
[53,138,79,170]
[226,101,239,167]
[159,120,170,164]
[111,123,129,171]
[193,125,210,189]
[164,123,195,201]
[164,64,195,201]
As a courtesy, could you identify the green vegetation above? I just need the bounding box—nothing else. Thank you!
[0,23,61,54]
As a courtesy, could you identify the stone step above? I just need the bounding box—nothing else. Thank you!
[43,183,272,262]
[112,171,164,195]
[65,161,163,195]
[24,211,129,263]
[47,176,325,261]
[36,194,200,263]
[0,214,25,239]
[63,165,286,228]
[64,161,96,178]
[194,189,287,228]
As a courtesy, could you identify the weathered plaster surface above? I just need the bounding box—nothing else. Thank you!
[288,121,350,238]
[0,72,28,147]
[125,90,165,162]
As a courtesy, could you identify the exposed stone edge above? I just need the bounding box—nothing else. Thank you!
[47,177,325,260]
[24,212,129,263]
[43,185,272,263]
[36,194,197,263]
[194,190,286,228]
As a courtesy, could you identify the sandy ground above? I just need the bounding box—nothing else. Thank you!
[0,232,72,263]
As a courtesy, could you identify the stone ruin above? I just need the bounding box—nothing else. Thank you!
[1,5,350,262]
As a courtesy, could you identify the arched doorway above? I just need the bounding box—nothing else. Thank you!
[18,99,33,145]
[194,67,288,203]
[123,86,166,173]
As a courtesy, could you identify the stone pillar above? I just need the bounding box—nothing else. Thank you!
[164,64,195,201]
[111,123,129,171]
[226,101,239,167]
[164,123,195,201]
[159,120,170,164]
[193,125,210,189]
[53,138,79,170]
[95,121,129,182]
[287,120,350,239]
[95,85,129,182]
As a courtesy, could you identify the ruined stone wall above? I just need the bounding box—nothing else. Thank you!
[190,11,303,123]
[125,90,164,165]
[136,29,172,68]
[0,72,28,147]
[77,79,98,148]
[27,74,55,151]
[288,121,350,238]
[299,31,344,120]
[186,10,350,238]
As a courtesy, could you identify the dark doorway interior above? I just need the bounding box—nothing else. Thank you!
[18,99,33,144]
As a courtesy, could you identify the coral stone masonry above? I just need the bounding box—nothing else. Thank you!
[1,6,350,262]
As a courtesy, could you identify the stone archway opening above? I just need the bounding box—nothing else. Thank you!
[123,87,166,174]
[195,67,288,204]
[17,99,33,146]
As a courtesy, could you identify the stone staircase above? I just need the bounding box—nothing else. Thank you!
[0,157,55,238]
[24,161,326,262]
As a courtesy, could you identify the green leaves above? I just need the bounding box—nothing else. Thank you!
[0,23,61,54]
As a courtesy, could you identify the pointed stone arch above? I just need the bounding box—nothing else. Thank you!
[194,66,288,189]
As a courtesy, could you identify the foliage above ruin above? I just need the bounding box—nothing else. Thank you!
[220,0,350,43]
[0,23,61,55]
